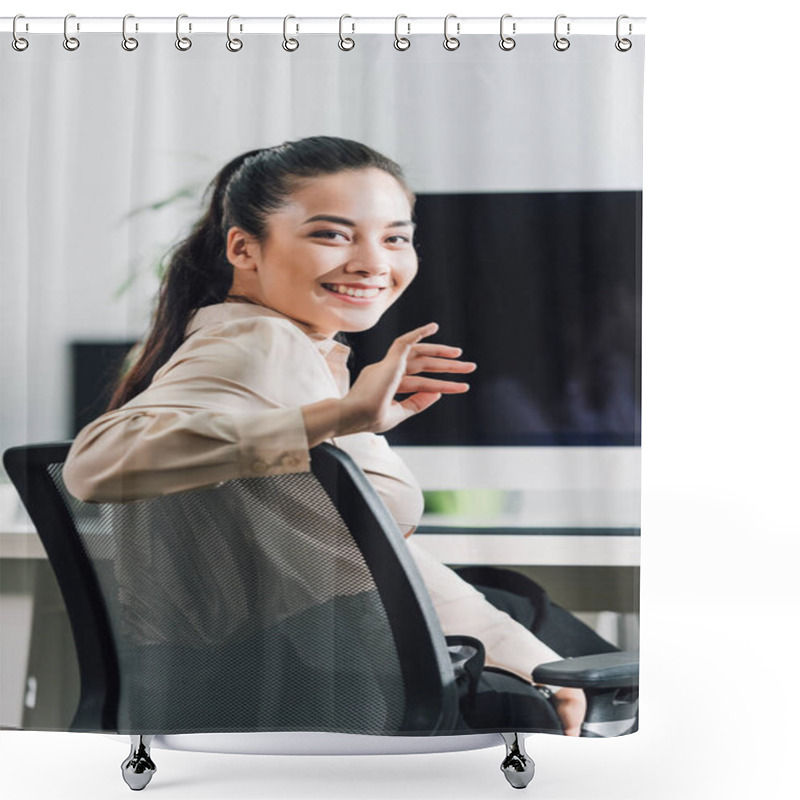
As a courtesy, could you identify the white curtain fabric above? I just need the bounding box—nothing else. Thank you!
[1,29,644,739]
[1,33,643,449]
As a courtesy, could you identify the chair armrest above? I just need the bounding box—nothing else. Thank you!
[532,651,639,690]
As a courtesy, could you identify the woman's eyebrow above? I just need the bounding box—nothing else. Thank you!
[302,214,416,229]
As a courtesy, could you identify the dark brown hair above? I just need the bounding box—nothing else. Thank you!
[106,136,416,411]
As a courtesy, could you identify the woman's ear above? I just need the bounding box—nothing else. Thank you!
[226,227,259,271]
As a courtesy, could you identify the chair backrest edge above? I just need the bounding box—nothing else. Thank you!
[310,443,460,733]
[3,442,120,732]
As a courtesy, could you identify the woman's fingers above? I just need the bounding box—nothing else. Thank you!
[407,356,477,375]
[404,340,475,376]
[350,323,472,432]
[392,325,475,392]
[410,342,464,357]
[392,322,439,353]
[396,375,471,394]
[395,391,443,419]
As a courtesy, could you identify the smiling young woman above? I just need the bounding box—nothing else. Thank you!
[63,136,594,737]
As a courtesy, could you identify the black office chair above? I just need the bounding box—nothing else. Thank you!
[3,441,637,791]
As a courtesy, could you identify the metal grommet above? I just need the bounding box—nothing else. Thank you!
[175,14,192,51]
[63,13,80,51]
[394,14,410,51]
[338,15,355,51]
[226,15,243,51]
[499,13,516,51]
[615,14,632,52]
[12,15,29,51]
[553,14,570,51]
[282,15,299,51]
[122,14,139,51]
[443,13,460,51]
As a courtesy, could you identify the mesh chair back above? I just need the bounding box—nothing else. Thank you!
[4,443,459,736]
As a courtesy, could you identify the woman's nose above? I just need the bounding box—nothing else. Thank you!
[346,260,390,275]
[345,243,392,274]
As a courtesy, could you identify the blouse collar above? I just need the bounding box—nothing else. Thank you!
[185,301,352,363]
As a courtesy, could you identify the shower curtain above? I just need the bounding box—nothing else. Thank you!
[0,17,644,741]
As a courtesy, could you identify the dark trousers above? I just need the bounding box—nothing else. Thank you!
[454,566,619,659]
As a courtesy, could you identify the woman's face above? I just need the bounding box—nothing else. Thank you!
[227,167,418,337]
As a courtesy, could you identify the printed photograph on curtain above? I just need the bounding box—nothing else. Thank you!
[1,28,643,746]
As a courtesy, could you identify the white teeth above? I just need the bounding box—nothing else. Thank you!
[326,284,380,298]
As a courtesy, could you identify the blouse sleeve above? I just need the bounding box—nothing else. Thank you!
[63,318,320,503]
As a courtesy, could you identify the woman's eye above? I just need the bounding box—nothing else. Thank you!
[311,231,411,244]
[311,230,348,240]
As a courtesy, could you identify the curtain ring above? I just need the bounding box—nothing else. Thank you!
[12,15,29,51]
[615,14,632,51]
[443,14,460,51]
[122,14,139,51]
[499,13,516,51]
[394,14,410,51]
[339,14,355,51]
[63,13,80,51]
[175,14,192,51]
[282,15,299,51]
[553,14,570,51]
[226,15,243,51]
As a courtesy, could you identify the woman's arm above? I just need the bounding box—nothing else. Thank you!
[301,396,360,448]
[65,319,473,504]
[63,403,319,503]
[64,320,349,503]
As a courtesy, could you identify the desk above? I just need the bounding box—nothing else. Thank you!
[2,526,639,568]
[416,528,639,567]
[1,446,640,567]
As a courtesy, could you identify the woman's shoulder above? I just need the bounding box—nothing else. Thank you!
[149,307,319,385]
[182,307,315,357]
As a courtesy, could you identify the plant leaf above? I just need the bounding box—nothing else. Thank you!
[122,184,202,221]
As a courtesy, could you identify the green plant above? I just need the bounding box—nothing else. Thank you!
[423,489,506,517]
[112,182,203,301]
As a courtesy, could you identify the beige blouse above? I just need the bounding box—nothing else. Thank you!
[63,300,562,682]
[63,301,425,537]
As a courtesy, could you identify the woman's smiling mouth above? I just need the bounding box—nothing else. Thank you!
[322,283,386,302]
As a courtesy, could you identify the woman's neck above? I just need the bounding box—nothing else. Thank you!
[224,293,267,307]
[221,294,338,340]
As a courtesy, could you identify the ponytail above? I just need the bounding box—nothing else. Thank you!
[106,150,262,411]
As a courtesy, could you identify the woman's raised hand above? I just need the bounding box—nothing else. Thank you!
[340,322,476,435]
